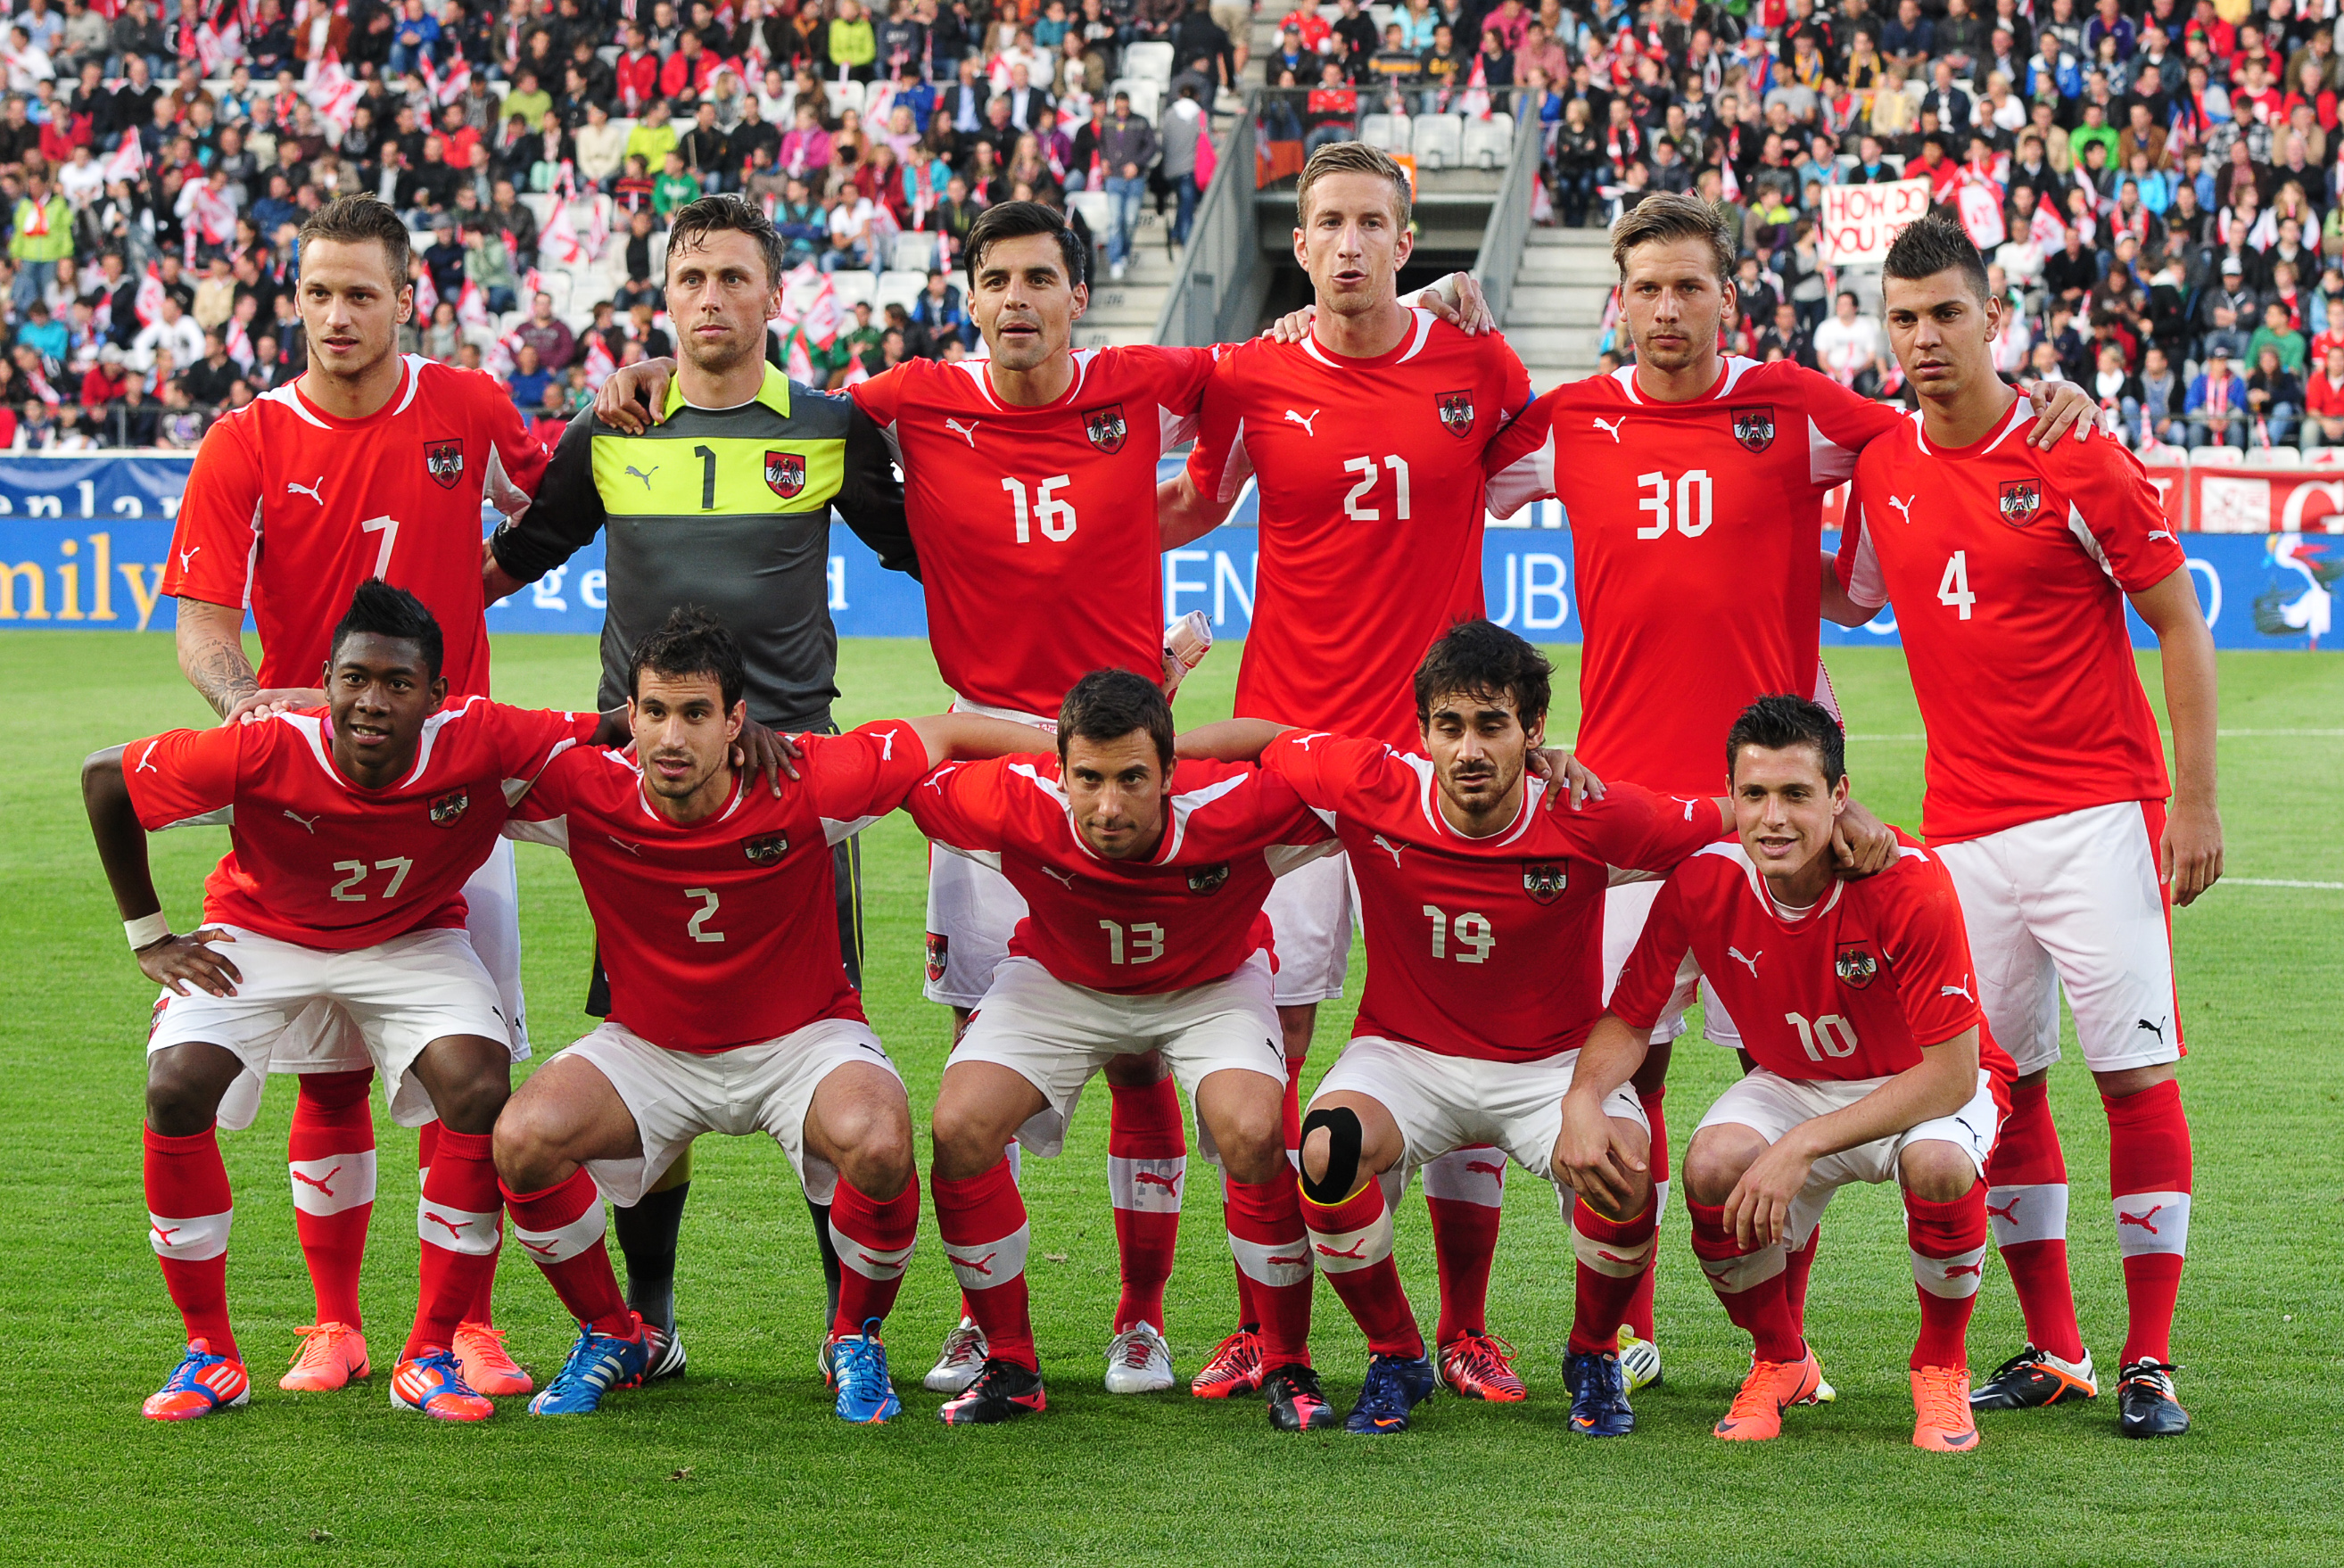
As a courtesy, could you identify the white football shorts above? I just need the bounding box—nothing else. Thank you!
[557,1014,904,1206]
[1931,799,2183,1077]
[1264,849,1354,1008]
[923,698,1052,1008]
[952,951,1286,1161]
[1309,1036,1647,1186]
[1603,878,1742,1050]
[1694,1067,2002,1250]
[146,925,511,1132]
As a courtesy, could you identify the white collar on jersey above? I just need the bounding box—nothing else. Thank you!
[278,693,487,793]
[1299,307,1437,370]
[947,348,1101,410]
[1009,760,1250,867]
[1910,395,2034,457]
[260,354,428,430]
[1394,751,1545,847]
[1610,355,1757,405]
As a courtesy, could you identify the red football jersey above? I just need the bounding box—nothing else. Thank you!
[1484,359,1901,796]
[905,754,1336,994]
[1184,313,1533,747]
[508,723,930,1051]
[124,698,596,950]
[1836,402,2184,841]
[854,347,1215,715]
[1260,730,1721,1061]
[1610,832,2018,1091]
[166,356,548,701]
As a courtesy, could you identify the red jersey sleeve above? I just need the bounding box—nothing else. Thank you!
[1576,781,1725,878]
[2047,432,2191,593]
[1834,479,1890,610]
[904,754,1034,855]
[1607,873,1703,1031]
[165,409,263,607]
[121,726,244,830]
[1794,367,1907,486]
[474,369,550,520]
[504,741,588,823]
[1182,345,1253,506]
[848,360,907,430]
[1143,342,1217,439]
[483,703,601,785]
[1257,728,1382,814]
[799,720,937,842]
[1882,854,1987,1048]
[1482,387,1557,515]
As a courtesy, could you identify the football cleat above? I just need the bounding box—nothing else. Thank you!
[937,1357,1048,1425]
[1911,1365,1982,1452]
[1615,1329,1663,1392]
[143,1340,251,1422]
[924,1316,988,1395]
[1191,1328,1266,1399]
[1796,1348,1837,1406]
[529,1321,652,1415]
[1713,1348,1822,1441]
[391,1349,495,1422]
[279,1322,370,1391]
[453,1321,532,1397]
[1103,1323,1176,1394]
[829,1319,902,1424]
[1437,1332,1527,1402]
[1970,1343,2098,1409]
[641,1321,688,1382]
[1564,1349,1635,1437]
[2116,1360,2191,1439]
[1263,1361,1337,1432]
[1343,1351,1438,1435]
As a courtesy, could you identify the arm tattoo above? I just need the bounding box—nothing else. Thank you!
[188,639,260,717]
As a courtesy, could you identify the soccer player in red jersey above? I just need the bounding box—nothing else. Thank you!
[1826,219,2221,1440]
[163,196,552,1399]
[1480,192,2094,1392]
[492,608,1047,1420]
[1158,142,1546,1402]
[1180,623,1731,1436]
[84,583,621,1423]
[906,671,1340,1430]
[1570,695,2019,1453]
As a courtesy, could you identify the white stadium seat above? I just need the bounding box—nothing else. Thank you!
[2193,446,2244,463]
[889,231,940,273]
[1412,113,1463,169]
[876,269,926,314]
[825,78,868,119]
[1360,113,1412,154]
[1110,78,1161,125]
[828,269,879,313]
[1462,113,1515,169]
[1065,190,1113,243]
[1121,41,1175,85]
[2242,445,2293,466]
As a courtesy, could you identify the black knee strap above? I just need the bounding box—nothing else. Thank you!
[1299,1107,1363,1204]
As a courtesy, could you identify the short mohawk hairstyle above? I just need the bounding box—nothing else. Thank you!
[331,578,443,678]
[1882,214,1991,304]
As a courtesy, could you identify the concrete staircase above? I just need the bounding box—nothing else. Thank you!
[1504,227,1616,392]
[1075,210,1180,349]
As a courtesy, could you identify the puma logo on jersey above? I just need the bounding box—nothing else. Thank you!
[623,464,658,489]
[285,476,326,506]
[2134,1017,2167,1046]
[1728,945,1762,978]
[1291,732,1330,749]
[1042,865,1077,888]
[282,809,319,833]
[606,835,644,856]
[177,546,201,572]
[133,740,161,773]
[1370,834,1407,867]
[876,728,896,760]
[1590,416,1627,442]
[1283,409,1321,436]
[2148,529,2174,541]
[943,417,981,447]
[1886,495,1916,525]
[1942,978,1976,1001]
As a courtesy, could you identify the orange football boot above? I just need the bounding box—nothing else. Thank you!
[454,1321,532,1396]
[144,1341,251,1422]
[1713,1347,1823,1440]
[1911,1365,1982,1452]
[280,1322,370,1391]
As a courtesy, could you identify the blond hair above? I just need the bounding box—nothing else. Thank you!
[1296,140,1413,230]
[1609,192,1737,287]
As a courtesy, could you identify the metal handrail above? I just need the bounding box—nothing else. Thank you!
[1474,99,1544,332]
[1152,89,1264,348]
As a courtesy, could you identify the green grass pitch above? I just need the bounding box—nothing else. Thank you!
[1,631,2339,1566]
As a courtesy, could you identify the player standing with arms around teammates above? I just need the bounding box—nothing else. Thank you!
[1826,217,2220,1439]
[906,671,1340,1430]
[493,609,1050,1421]
[1180,623,1732,1436]
[1570,695,2018,1453]
[489,195,920,1384]
[163,194,557,1401]
[1481,192,2098,1393]
[1157,142,1549,1405]
[84,583,623,1422]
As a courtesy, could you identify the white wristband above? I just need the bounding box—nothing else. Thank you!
[125,912,170,951]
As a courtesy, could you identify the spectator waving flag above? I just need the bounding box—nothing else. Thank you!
[308,54,362,138]
[2029,200,2067,254]
[225,318,255,371]
[412,266,439,323]
[435,53,472,107]
[104,134,146,185]
[194,20,243,78]
[458,279,490,330]
[541,196,587,267]
[135,263,164,326]
[582,333,615,391]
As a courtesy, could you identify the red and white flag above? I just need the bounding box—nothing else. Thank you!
[225,318,255,370]
[104,134,146,184]
[194,21,242,77]
[582,333,615,390]
[308,54,362,137]
[458,277,490,329]
[412,266,439,321]
[135,262,164,326]
[540,196,586,266]
[2028,200,2066,253]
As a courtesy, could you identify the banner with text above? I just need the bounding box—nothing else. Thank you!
[1819,178,1933,266]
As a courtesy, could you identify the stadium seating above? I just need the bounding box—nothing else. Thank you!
[1360,114,1412,155]
[1461,114,1514,170]
[1120,42,1175,85]
[1412,114,1463,170]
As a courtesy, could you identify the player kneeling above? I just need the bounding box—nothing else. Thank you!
[1562,695,2016,1452]
[86,582,621,1423]
[911,671,1336,1430]
[493,608,1047,1421]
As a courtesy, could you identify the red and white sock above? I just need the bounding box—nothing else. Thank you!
[1785,1221,1822,1333]
[1907,1183,1989,1369]
[1225,1172,1313,1366]
[144,1125,236,1360]
[1106,1077,1185,1333]
[933,1159,1036,1369]
[829,1177,920,1336]
[1622,1085,1667,1341]
[502,1168,632,1338]
[1566,1199,1657,1356]
[1422,1144,1504,1345]
[1688,1201,1801,1363]
[406,1127,501,1360]
[2107,1078,2192,1366]
[418,1119,498,1327]
[1983,1077,2084,1361]
[1303,1179,1423,1358]
[288,1069,376,1330]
